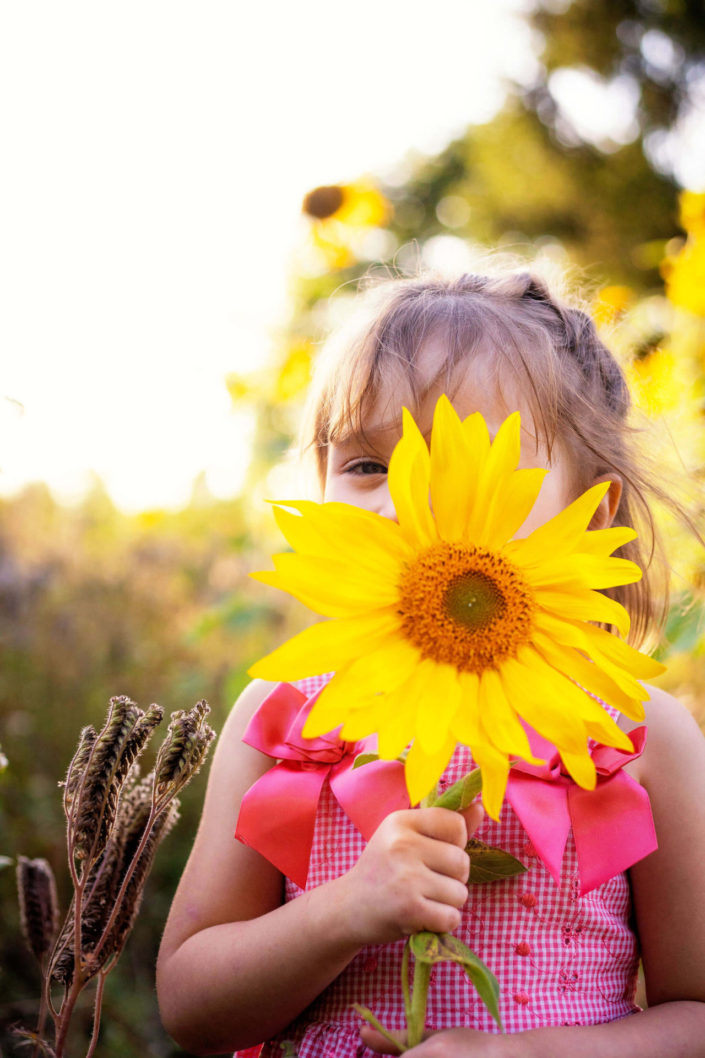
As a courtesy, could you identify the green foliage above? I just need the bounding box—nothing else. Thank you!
[465,840,528,886]
[410,931,502,1030]
[530,0,705,134]
[432,769,483,812]
[0,486,288,1057]
[383,100,679,288]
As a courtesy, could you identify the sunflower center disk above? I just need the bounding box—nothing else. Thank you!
[445,571,506,630]
[398,542,535,673]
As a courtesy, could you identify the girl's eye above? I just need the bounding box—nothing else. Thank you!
[347,459,387,476]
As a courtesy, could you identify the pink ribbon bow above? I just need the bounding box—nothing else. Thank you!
[234,682,409,888]
[235,683,657,897]
[506,725,657,894]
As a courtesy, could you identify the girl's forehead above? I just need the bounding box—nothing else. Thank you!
[358,340,545,453]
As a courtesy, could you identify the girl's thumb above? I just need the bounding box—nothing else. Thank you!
[459,801,484,841]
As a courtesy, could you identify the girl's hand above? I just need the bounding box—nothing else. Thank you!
[338,803,484,946]
[361,1025,523,1057]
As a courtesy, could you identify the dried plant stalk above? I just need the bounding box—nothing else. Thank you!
[17,857,59,963]
[14,696,215,1058]
[65,698,164,873]
[154,699,214,800]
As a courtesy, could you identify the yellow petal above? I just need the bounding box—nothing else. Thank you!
[477,668,541,762]
[466,411,522,540]
[535,614,655,703]
[577,526,638,557]
[450,671,482,745]
[471,742,510,821]
[342,638,420,700]
[501,653,587,753]
[430,395,477,541]
[507,481,611,566]
[532,630,645,722]
[583,623,666,679]
[272,500,411,572]
[303,673,355,736]
[461,410,491,462]
[516,648,633,752]
[388,408,436,547]
[560,748,596,790]
[479,467,548,547]
[534,587,631,638]
[528,554,642,592]
[404,735,456,805]
[249,611,399,683]
[415,661,462,755]
[376,686,417,759]
[320,640,420,739]
[253,551,401,616]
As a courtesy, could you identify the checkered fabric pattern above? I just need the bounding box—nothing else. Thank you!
[236,673,641,1058]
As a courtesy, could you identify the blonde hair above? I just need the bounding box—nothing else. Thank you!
[300,268,677,648]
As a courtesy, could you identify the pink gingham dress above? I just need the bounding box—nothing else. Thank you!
[238,673,641,1058]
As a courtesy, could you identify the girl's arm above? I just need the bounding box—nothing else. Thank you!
[364,685,705,1058]
[156,679,478,1056]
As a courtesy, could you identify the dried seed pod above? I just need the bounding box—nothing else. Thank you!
[155,701,215,799]
[99,797,180,965]
[62,725,97,810]
[51,781,179,986]
[16,856,59,962]
[69,698,163,867]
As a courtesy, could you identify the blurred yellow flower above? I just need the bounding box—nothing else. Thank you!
[301,180,391,271]
[333,180,390,228]
[310,223,356,270]
[226,374,259,404]
[679,190,705,238]
[626,347,691,417]
[662,239,705,317]
[274,341,315,403]
[225,340,315,408]
[250,397,662,817]
[593,286,633,327]
[662,190,705,317]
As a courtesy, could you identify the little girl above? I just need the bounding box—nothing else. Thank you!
[157,269,705,1057]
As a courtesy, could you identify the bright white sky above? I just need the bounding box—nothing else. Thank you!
[0,0,542,511]
[6,1,699,513]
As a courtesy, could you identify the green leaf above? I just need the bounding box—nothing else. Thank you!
[466,839,527,884]
[352,747,409,769]
[353,1005,407,1053]
[0,855,14,870]
[352,753,379,769]
[431,768,482,811]
[409,932,502,1029]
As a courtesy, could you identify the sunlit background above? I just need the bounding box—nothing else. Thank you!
[2,3,704,1055]
[3,0,703,512]
[1,0,538,511]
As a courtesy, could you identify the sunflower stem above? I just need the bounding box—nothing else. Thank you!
[407,956,431,1049]
[402,938,412,1027]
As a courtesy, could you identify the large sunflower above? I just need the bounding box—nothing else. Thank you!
[249,395,664,817]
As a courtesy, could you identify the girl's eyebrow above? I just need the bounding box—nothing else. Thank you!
[333,422,400,448]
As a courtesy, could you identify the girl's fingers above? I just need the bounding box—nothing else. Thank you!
[417,895,464,934]
[412,807,469,847]
[359,1023,405,1054]
[418,837,471,884]
[460,801,485,839]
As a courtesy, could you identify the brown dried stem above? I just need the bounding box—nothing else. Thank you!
[16,694,215,1058]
